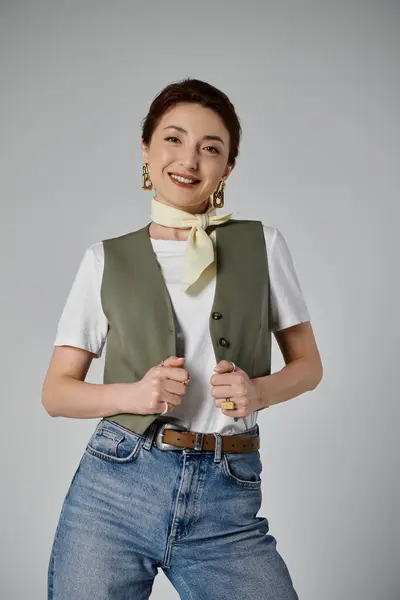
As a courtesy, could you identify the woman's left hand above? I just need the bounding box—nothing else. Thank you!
[210,360,263,418]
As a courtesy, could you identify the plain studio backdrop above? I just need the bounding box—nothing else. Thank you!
[1,1,398,598]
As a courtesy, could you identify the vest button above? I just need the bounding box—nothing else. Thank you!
[212,312,223,320]
[219,337,230,348]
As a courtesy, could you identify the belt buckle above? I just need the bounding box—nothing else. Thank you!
[193,432,205,451]
[155,422,187,451]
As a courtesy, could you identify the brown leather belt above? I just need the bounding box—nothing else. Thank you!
[154,423,260,452]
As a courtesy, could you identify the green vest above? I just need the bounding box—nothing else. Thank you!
[100,219,272,435]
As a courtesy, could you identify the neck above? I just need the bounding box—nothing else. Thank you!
[149,221,216,241]
[153,194,211,216]
[150,194,216,241]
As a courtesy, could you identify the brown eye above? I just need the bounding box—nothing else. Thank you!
[165,137,180,143]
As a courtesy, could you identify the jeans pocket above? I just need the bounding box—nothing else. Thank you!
[221,450,263,488]
[85,420,144,463]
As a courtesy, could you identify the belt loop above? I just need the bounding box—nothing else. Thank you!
[213,432,222,463]
[143,421,159,450]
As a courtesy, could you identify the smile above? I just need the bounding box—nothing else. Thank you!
[169,173,201,186]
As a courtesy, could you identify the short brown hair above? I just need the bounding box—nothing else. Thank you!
[141,78,241,167]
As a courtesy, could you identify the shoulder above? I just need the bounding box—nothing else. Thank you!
[87,241,104,263]
[101,227,150,258]
[233,219,281,252]
[227,218,281,255]
[69,242,105,285]
[260,223,279,254]
[102,226,148,245]
[72,242,104,284]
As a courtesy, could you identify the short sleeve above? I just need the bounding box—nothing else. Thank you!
[265,226,311,332]
[53,243,108,357]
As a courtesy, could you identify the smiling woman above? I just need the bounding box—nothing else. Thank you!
[141,99,237,225]
[44,77,320,599]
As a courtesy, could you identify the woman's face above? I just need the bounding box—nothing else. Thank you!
[141,102,235,213]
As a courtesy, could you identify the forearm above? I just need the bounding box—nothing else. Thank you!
[253,357,322,410]
[42,376,135,419]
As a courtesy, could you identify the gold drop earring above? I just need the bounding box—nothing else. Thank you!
[142,163,153,191]
[212,180,225,208]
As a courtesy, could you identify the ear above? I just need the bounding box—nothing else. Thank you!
[223,159,236,181]
[141,139,149,164]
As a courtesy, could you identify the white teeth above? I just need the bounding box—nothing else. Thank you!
[170,173,198,184]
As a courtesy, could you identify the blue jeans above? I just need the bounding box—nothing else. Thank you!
[48,419,299,599]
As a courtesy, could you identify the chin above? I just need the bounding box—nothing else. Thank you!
[156,188,211,210]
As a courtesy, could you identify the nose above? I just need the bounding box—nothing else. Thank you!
[180,146,199,171]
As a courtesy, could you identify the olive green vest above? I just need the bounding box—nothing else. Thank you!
[100,219,272,435]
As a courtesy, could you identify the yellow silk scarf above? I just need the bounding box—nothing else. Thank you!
[151,196,237,291]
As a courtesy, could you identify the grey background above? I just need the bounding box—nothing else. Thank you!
[1,1,398,598]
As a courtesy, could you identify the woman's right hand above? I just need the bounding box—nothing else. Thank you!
[120,356,190,415]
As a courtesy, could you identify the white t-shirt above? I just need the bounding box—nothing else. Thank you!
[54,225,310,434]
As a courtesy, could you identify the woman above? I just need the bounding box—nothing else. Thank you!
[43,78,322,600]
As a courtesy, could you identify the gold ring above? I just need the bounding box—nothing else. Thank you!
[221,398,235,410]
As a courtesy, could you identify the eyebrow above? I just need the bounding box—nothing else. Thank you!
[163,125,225,145]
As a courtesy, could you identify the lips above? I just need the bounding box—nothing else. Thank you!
[168,172,201,182]
[168,174,201,188]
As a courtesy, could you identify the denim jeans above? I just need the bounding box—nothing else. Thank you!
[48,419,299,599]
